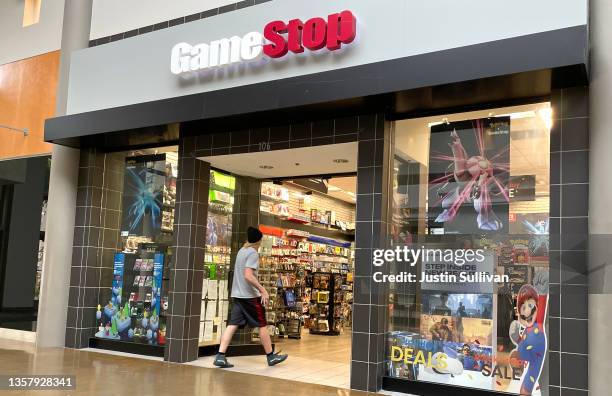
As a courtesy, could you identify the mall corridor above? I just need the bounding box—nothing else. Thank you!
[0,338,365,395]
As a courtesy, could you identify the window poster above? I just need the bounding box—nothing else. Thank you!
[389,283,548,395]
[121,154,167,236]
[509,213,550,261]
[508,175,536,202]
[428,117,510,234]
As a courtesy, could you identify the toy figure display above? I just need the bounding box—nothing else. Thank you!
[95,249,167,346]
[428,117,510,234]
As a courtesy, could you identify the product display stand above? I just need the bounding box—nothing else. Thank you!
[94,243,168,349]
[258,181,355,338]
[259,227,353,337]
[275,271,303,339]
[309,272,340,336]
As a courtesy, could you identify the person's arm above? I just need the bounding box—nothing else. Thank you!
[244,267,269,305]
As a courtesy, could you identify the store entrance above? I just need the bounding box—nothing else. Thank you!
[191,143,357,389]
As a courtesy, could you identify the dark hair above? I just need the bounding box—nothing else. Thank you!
[247,226,263,243]
[517,284,538,309]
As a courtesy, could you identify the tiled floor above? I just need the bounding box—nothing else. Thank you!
[189,332,352,389]
[0,337,367,396]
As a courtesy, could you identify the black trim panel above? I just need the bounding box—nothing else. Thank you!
[46,26,588,146]
[383,376,510,396]
[198,343,272,357]
[88,337,271,359]
[88,337,165,357]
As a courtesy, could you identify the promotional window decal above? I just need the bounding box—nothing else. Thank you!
[388,283,549,394]
[508,175,536,202]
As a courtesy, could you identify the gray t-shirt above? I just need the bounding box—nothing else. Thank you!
[231,246,261,298]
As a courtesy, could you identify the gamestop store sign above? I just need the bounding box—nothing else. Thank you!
[170,11,357,75]
[64,0,587,116]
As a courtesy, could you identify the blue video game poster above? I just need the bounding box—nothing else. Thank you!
[153,253,164,316]
[121,154,166,237]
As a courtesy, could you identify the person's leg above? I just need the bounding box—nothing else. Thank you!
[218,324,238,354]
[214,301,244,368]
[259,325,288,366]
[258,325,273,354]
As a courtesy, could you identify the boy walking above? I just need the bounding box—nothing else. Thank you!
[214,227,288,368]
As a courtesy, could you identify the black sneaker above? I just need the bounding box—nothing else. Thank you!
[267,351,288,366]
[213,354,234,368]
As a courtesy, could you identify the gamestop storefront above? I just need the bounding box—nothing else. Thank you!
[45,0,589,394]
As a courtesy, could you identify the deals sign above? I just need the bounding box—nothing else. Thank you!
[170,10,357,75]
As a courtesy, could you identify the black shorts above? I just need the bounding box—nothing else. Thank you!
[228,297,267,328]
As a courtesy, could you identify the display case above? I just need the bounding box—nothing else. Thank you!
[259,228,354,338]
[95,244,168,345]
[387,105,551,395]
[199,170,235,345]
[93,151,176,350]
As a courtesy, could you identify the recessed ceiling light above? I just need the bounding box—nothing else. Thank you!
[333,159,349,164]
[259,165,274,170]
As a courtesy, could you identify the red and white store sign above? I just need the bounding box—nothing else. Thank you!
[170,10,357,75]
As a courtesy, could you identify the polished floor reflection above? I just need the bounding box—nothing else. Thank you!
[0,338,366,396]
[191,332,352,388]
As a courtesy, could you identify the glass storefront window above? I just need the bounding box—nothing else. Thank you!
[199,170,235,345]
[94,147,178,346]
[387,103,551,395]
[0,156,50,331]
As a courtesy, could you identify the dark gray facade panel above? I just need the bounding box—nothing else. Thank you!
[45,26,587,144]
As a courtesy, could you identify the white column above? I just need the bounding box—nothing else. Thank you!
[589,0,612,395]
[36,0,92,348]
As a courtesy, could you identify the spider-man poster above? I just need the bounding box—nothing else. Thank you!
[428,117,510,234]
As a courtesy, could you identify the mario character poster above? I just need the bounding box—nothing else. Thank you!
[508,284,548,395]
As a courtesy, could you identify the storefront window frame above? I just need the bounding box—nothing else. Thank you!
[383,100,554,396]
